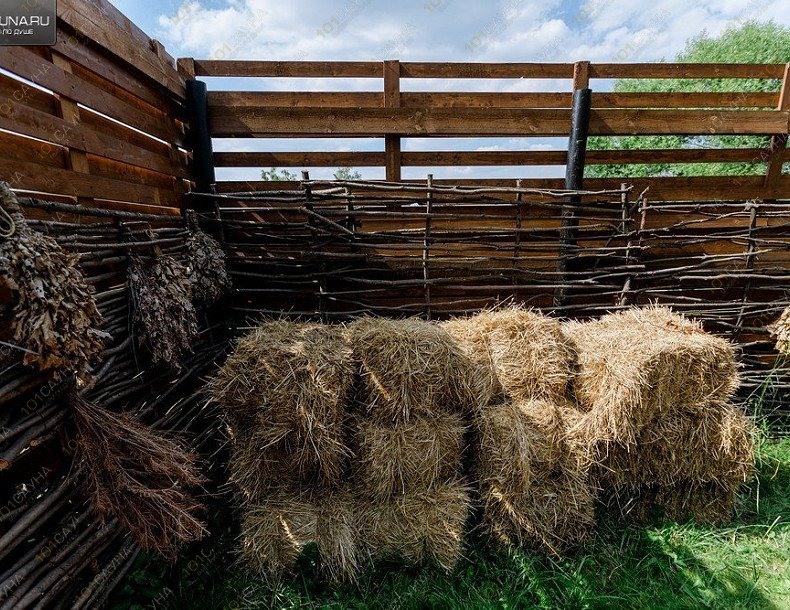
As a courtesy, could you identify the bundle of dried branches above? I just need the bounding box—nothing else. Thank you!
[0,183,107,377]
[69,390,206,559]
[128,254,197,368]
[185,213,231,307]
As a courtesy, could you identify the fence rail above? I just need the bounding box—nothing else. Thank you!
[183,58,790,198]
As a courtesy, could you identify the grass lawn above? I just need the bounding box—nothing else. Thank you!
[114,437,790,610]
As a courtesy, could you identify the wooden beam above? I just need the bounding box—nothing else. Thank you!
[589,63,786,79]
[764,63,790,188]
[384,60,401,182]
[207,106,789,137]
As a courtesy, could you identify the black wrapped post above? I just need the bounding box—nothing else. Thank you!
[185,79,215,206]
[554,79,592,308]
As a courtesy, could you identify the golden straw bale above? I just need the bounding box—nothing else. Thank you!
[595,403,755,490]
[359,481,471,571]
[228,421,351,500]
[353,412,466,499]
[209,320,354,484]
[583,402,756,523]
[240,489,360,581]
[770,305,790,356]
[475,398,595,553]
[480,463,595,554]
[563,306,739,445]
[240,493,317,577]
[349,317,476,423]
[441,305,574,404]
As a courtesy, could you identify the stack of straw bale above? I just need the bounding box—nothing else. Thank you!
[209,320,358,580]
[442,307,595,553]
[563,306,754,522]
[210,305,756,580]
[349,318,473,571]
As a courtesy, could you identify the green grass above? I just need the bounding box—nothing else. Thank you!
[114,438,790,610]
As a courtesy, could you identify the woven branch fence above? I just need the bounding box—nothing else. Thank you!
[208,179,790,401]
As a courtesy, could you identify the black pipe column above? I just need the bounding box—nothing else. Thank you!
[554,86,592,308]
[185,79,216,212]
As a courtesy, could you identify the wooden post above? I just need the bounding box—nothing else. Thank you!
[384,60,401,182]
[618,183,634,306]
[511,179,523,287]
[554,61,592,308]
[733,200,760,342]
[423,174,433,319]
[184,78,215,203]
[764,63,789,189]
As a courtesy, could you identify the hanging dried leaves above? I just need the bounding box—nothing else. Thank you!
[128,254,197,369]
[185,215,231,307]
[69,390,206,559]
[0,183,107,377]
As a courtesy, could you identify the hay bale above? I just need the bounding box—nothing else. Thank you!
[563,306,739,445]
[240,489,360,581]
[770,305,790,356]
[584,402,755,523]
[349,317,475,423]
[359,481,470,571]
[475,398,595,553]
[441,306,574,404]
[209,320,354,486]
[352,412,466,499]
[240,493,318,577]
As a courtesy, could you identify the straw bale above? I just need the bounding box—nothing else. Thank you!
[475,398,594,553]
[209,320,354,485]
[770,305,790,356]
[349,317,476,423]
[563,306,739,445]
[240,489,360,581]
[441,305,574,404]
[352,412,466,499]
[359,481,470,571]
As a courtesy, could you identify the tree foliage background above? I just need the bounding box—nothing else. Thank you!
[586,22,790,179]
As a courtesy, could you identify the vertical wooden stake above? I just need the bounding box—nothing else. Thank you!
[764,63,790,190]
[423,174,433,319]
[384,60,401,182]
[555,61,592,309]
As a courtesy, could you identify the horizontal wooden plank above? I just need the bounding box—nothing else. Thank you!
[188,60,784,80]
[0,95,188,177]
[52,26,184,116]
[214,174,790,202]
[57,0,184,97]
[207,106,789,137]
[194,60,382,78]
[593,91,778,109]
[589,63,786,79]
[0,47,184,145]
[0,156,180,206]
[399,63,574,79]
[0,72,57,115]
[205,91,779,111]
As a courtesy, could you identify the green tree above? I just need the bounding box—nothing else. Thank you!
[333,167,362,180]
[260,167,298,180]
[587,22,790,178]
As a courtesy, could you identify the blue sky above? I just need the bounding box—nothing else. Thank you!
[111,0,790,181]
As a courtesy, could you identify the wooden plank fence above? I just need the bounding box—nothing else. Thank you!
[188,58,790,203]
